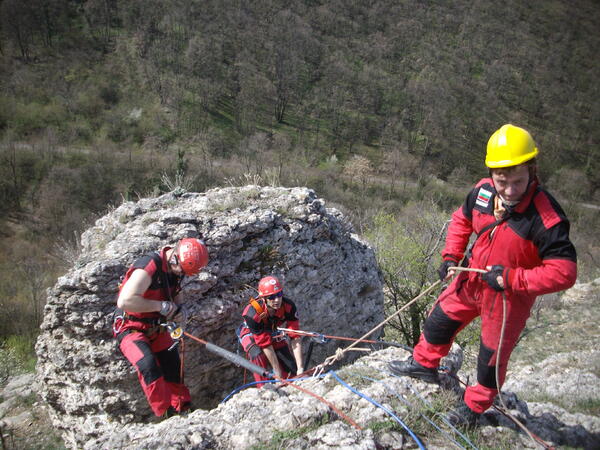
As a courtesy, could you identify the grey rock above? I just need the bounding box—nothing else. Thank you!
[0,411,34,429]
[35,186,385,448]
[1,373,36,399]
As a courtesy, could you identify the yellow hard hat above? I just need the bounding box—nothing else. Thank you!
[485,124,539,168]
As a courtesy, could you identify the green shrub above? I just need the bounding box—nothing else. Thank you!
[10,101,69,138]
[365,204,448,347]
[0,335,36,384]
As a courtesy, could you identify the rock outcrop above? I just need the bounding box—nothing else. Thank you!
[80,345,600,449]
[32,186,600,449]
[35,186,384,447]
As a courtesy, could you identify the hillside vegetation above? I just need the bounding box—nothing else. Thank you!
[1,0,599,369]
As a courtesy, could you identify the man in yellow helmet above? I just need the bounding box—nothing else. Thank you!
[389,124,577,426]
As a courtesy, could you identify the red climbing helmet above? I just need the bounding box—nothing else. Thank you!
[257,276,283,298]
[177,238,209,275]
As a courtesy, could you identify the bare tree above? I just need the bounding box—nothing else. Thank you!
[344,155,373,191]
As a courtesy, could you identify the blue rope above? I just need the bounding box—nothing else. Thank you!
[389,372,479,449]
[352,363,478,449]
[221,379,277,403]
[359,373,474,450]
[330,370,426,450]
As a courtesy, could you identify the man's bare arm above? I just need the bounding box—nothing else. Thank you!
[117,269,161,313]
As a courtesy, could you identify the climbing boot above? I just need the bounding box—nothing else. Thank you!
[161,406,178,420]
[446,400,481,428]
[388,357,439,383]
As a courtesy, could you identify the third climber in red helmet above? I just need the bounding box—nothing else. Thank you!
[388,124,577,427]
[113,237,209,418]
[237,276,304,386]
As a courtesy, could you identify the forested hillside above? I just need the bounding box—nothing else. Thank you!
[1,0,599,366]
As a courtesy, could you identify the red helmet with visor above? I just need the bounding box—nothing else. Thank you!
[177,238,209,275]
[257,276,283,298]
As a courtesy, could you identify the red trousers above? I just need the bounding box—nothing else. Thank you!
[413,272,535,413]
[118,329,191,416]
[248,349,295,387]
[241,339,297,387]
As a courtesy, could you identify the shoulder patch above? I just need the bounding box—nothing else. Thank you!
[533,192,562,230]
[475,187,493,208]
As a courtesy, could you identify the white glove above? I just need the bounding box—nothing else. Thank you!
[159,301,180,319]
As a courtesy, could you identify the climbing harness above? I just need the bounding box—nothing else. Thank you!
[157,304,188,351]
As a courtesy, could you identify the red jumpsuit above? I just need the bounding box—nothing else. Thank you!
[413,177,577,413]
[113,247,191,416]
[238,297,301,386]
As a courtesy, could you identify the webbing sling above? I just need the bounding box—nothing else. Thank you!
[461,213,510,267]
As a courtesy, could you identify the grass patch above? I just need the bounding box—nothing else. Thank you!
[0,335,37,385]
[367,419,404,433]
[251,413,331,449]
[573,398,600,416]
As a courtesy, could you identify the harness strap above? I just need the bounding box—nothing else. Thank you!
[115,325,167,344]
[114,307,162,325]
[122,312,161,324]
[249,297,268,323]
[116,329,134,344]
[462,214,511,267]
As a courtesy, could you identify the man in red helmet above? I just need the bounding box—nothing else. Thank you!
[238,276,304,386]
[113,237,209,418]
[389,124,577,426]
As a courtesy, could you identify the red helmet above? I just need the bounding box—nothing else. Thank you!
[177,238,209,275]
[257,276,282,297]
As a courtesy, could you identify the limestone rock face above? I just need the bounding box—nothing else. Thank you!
[77,345,600,450]
[35,186,384,447]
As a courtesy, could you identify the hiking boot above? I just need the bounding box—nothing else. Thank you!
[446,400,481,428]
[161,406,178,419]
[179,403,193,417]
[388,357,439,383]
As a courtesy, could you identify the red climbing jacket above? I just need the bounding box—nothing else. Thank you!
[239,297,300,348]
[442,177,577,299]
[413,177,577,413]
[114,247,182,333]
[238,296,301,385]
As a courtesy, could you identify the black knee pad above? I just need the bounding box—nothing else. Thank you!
[275,346,297,374]
[423,303,462,345]
[155,348,182,383]
[477,339,497,389]
[134,341,163,385]
[248,344,262,360]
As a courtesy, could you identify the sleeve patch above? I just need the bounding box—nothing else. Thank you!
[475,187,493,208]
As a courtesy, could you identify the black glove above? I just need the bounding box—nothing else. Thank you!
[482,265,505,291]
[159,301,181,320]
[438,259,457,281]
